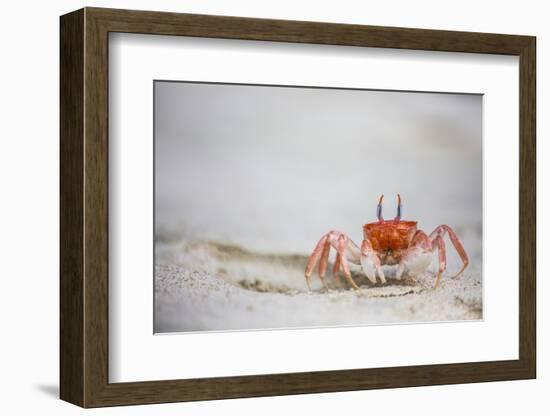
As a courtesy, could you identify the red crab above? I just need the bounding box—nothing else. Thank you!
[304,194,469,292]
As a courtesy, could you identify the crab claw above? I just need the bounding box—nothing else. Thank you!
[360,254,377,284]
[377,265,386,284]
[360,252,386,284]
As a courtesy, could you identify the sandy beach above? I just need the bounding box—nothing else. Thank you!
[154,238,482,333]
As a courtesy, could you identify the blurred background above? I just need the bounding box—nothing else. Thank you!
[155,81,482,260]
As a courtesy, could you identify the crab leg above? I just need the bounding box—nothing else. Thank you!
[429,225,469,278]
[432,235,447,289]
[337,235,363,293]
[411,229,431,249]
[304,234,328,290]
[332,254,344,287]
[406,228,457,288]
[317,240,331,288]
[305,230,363,292]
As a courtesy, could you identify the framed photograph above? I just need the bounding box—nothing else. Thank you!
[60,7,536,408]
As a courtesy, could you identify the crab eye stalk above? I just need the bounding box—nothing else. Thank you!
[395,194,402,221]
[377,194,384,221]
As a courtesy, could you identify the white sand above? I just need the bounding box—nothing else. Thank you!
[154,239,482,333]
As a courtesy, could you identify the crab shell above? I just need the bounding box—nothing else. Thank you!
[363,221,418,252]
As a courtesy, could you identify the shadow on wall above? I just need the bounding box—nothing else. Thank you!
[34,384,58,399]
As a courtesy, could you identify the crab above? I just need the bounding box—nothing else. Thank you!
[304,194,469,293]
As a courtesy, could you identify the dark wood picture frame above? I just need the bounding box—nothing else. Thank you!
[60,7,536,408]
